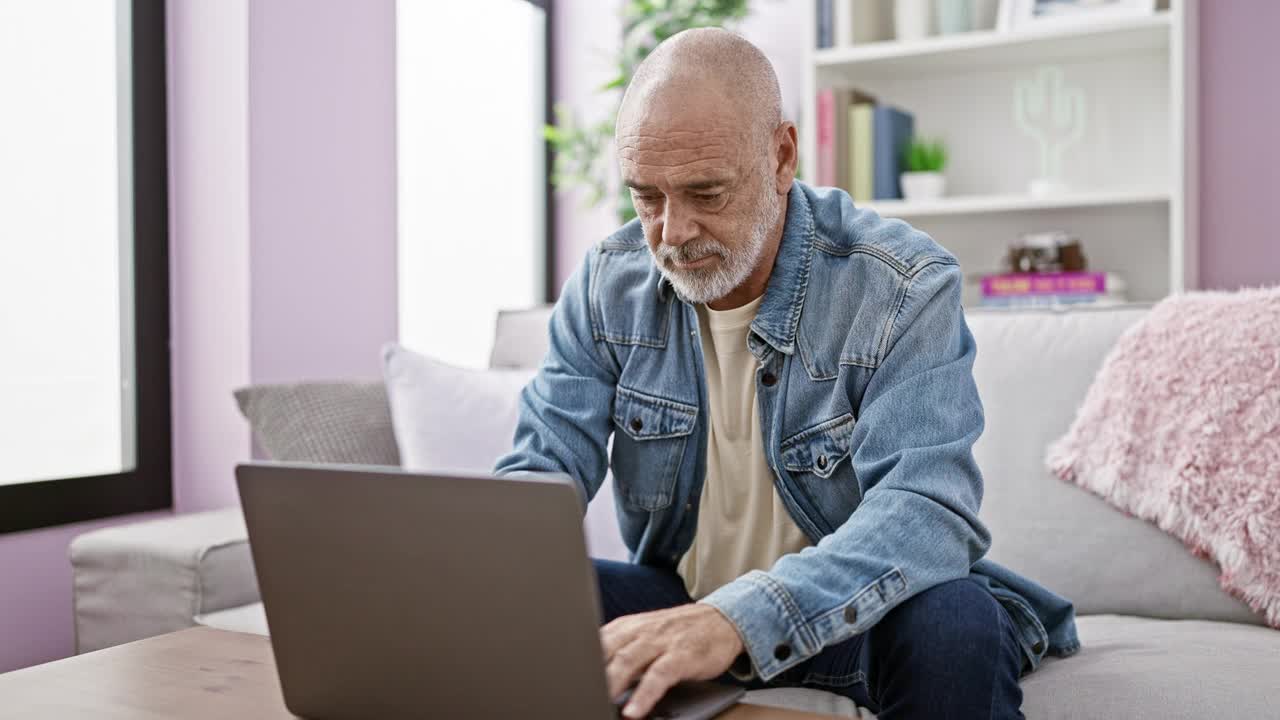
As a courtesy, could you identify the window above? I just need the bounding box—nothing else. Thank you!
[0,0,170,533]
[395,0,552,368]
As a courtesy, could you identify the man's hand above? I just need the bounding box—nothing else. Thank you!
[602,602,745,719]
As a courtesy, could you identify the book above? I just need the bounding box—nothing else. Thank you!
[833,89,875,189]
[816,89,835,186]
[849,103,874,202]
[978,272,1126,308]
[979,294,1113,308]
[834,0,854,47]
[981,272,1108,298]
[872,105,914,200]
[816,0,833,49]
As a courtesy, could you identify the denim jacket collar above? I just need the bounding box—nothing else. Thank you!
[657,182,816,358]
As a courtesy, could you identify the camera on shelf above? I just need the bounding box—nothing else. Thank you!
[1006,231,1086,274]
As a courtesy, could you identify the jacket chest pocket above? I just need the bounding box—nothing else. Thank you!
[610,386,697,511]
[780,414,861,513]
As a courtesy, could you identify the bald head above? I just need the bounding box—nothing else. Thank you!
[618,28,782,146]
[614,28,798,310]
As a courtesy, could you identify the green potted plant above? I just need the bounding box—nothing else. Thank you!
[900,137,948,201]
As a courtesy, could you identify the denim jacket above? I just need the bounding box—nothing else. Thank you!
[495,182,1079,681]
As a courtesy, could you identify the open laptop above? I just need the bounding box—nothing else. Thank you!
[236,461,745,720]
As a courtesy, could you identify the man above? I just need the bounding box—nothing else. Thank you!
[495,28,1078,720]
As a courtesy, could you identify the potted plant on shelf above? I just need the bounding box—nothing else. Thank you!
[900,137,948,201]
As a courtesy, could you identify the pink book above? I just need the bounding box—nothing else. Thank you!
[982,272,1107,297]
[816,89,835,187]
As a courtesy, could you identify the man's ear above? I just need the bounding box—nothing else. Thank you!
[772,122,798,195]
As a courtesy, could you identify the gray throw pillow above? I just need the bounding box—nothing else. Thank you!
[233,381,400,466]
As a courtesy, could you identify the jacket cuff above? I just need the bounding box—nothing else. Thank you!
[698,570,823,682]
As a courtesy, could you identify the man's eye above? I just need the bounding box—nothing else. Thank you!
[635,194,662,206]
[694,193,722,202]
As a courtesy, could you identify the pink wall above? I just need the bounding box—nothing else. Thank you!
[248,0,398,385]
[169,0,252,514]
[1197,0,1280,290]
[0,0,399,673]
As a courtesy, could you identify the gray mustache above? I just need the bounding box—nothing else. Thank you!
[656,239,728,265]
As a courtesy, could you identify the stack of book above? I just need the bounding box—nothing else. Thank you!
[979,272,1126,308]
[815,89,914,202]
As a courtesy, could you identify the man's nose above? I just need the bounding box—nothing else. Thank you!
[661,200,698,248]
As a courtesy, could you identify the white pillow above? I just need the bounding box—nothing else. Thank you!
[380,342,629,560]
[381,342,535,473]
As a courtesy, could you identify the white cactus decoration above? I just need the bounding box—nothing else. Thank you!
[1014,65,1087,196]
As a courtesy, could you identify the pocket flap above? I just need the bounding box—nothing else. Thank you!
[613,386,697,440]
[781,414,855,479]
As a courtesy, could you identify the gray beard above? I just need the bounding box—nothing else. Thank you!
[652,185,781,305]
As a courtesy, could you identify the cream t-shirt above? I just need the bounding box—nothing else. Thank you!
[677,295,812,600]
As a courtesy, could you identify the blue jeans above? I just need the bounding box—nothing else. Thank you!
[594,559,1025,720]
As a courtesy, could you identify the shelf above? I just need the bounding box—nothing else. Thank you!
[862,188,1169,218]
[815,12,1170,82]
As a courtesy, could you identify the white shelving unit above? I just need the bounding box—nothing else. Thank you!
[862,187,1170,218]
[800,1,1198,304]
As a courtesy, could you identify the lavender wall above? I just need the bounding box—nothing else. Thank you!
[169,0,252,514]
[1198,0,1280,290]
[248,0,399,385]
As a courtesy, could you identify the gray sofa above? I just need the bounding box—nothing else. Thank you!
[70,304,1279,718]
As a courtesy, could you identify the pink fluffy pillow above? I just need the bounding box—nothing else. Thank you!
[1047,287,1280,627]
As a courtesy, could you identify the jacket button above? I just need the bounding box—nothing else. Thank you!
[816,455,828,470]
[761,372,777,387]
[773,644,791,661]
[1032,640,1045,654]
[630,417,643,433]
[844,605,857,624]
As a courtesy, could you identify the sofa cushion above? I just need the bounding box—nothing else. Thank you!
[383,342,630,561]
[196,602,269,636]
[967,306,1259,625]
[234,381,400,466]
[490,307,553,369]
[383,343,536,473]
[1022,614,1280,719]
[1048,288,1280,628]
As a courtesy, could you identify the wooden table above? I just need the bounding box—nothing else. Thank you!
[0,628,839,719]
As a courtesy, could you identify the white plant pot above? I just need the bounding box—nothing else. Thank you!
[895,0,932,42]
[900,172,946,201]
[1028,178,1068,197]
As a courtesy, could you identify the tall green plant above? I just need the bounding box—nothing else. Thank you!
[545,0,751,223]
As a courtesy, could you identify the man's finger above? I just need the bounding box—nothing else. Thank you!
[605,638,659,701]
[622,655,684,719]
[600,616,642,663]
